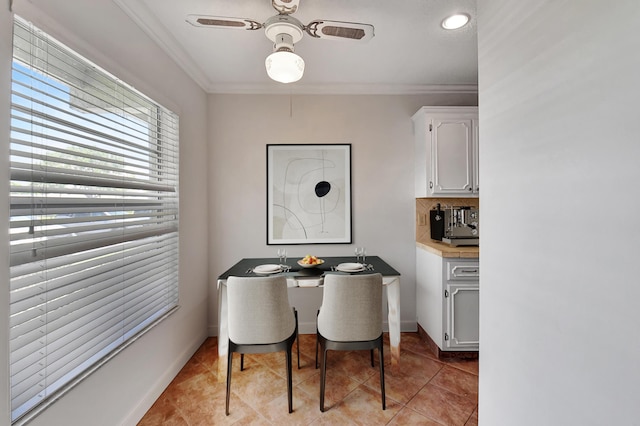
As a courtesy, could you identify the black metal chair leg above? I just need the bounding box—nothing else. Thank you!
[320,346,327,412]
[240,353,244,371]
[315,309,319,369]
[286,348,293,413]
[379,343,386,410]
[225,352,233,416]
[295,309,300,369]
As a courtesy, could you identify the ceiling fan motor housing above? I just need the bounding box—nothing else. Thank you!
[264,14,304,51]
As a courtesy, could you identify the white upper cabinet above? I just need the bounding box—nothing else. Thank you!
[413,107,479,197]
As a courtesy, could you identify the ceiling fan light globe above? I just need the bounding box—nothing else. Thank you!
[265,51,305,83]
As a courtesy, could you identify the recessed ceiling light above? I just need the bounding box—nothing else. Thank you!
[441,13,470,30]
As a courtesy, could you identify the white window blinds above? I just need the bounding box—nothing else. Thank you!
[9,16,180,424]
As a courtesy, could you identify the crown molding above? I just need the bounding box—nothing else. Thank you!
[204,83,478,95]
[113,0,213,91]
[115,0,478,96]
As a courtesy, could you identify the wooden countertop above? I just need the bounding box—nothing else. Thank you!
[416,240,479,258]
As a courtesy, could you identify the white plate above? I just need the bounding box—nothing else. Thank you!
[336,263,365,272]
[253,264,282,274]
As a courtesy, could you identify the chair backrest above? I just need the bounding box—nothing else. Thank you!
[318,273,383,342]
[227,276,296,345]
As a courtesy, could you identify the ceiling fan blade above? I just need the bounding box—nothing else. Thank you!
[305,20,374,42]
[186,15,263,30]
[271,0,300,15]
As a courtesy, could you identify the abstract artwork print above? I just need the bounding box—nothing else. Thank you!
[267,144,352,244]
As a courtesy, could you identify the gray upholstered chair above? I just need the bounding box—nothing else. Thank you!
[225,275,299,416]
[315,273,386,412]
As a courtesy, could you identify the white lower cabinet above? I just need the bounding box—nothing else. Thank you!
[416,247,479,352]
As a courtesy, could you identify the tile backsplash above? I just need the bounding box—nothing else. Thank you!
[416,198,479,244]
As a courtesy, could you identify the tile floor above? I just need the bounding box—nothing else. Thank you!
[138,333,478,425]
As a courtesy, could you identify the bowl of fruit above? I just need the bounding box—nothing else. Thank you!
[297,255,324,268]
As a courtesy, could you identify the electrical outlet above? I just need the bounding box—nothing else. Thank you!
[418,213,427,226]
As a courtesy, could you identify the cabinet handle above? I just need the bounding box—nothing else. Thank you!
[468,187,472,191]
[429,181,433,189]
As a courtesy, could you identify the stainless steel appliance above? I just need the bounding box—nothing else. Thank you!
[430,204,479,246]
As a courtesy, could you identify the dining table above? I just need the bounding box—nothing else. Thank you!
[216,256,402,381]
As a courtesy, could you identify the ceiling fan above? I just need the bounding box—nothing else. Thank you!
[186,0,375,83]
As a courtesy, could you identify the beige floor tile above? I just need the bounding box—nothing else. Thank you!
[407,383,477,426]
[297,368,360,408]
[327,386,402,425]
[228,362,290,409]
[387,407,445,425]
[321,350,379,383]
[137,396,189,426]
[297,333,320,359]
[261,386,322,425]
[139,333,480,426]
[465,407,479,426]
[399,333,441,361]
[308,409,359,425]
[365,348,443,404]
[429,365,478,401]
[445,357,479,376]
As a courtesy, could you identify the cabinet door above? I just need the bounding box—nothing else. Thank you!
[445,283,479,349]
[431,117,474,195]
[416,247,445,346]
[413,112,430,197]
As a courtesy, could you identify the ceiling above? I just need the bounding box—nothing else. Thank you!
[113,0,478,94]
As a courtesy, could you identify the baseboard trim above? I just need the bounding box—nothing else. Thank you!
[121,332,207,425]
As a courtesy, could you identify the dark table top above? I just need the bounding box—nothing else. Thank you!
[218,256,400,280]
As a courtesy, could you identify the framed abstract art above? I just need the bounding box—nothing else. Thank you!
[267,144,352,244]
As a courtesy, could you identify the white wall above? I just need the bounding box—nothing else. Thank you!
[206,93,477,333]
[2,1,209,425]
[478,1,640,424]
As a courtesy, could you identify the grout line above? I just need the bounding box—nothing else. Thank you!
[140,333,479,425]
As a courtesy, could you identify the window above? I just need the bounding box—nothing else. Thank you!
[9,16,179,424]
